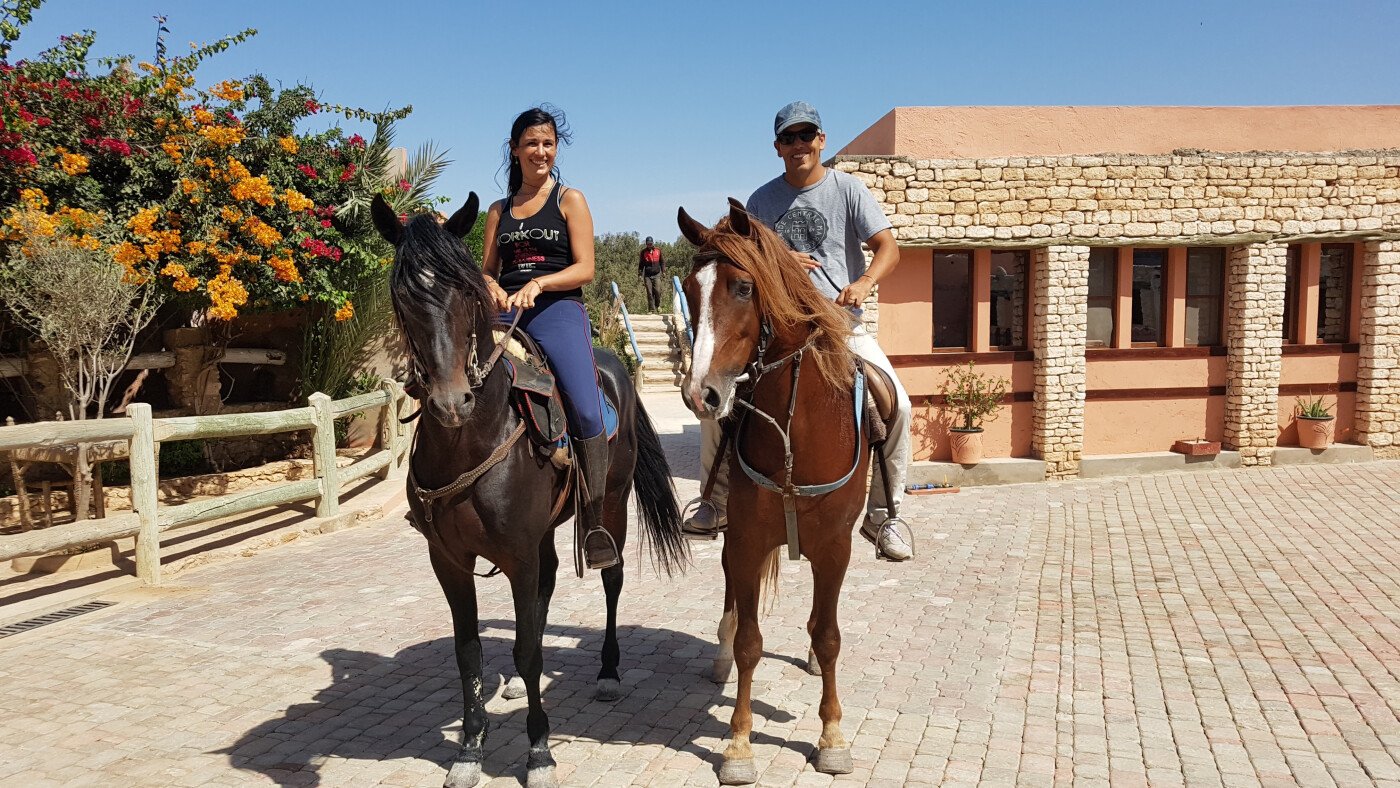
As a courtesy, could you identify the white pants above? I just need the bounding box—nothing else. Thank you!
[698,320,912,525]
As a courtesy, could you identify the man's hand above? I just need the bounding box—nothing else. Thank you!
[791,251,821,271]
[836,275,874,308]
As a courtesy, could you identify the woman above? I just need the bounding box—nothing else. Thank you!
[480,106,617,570]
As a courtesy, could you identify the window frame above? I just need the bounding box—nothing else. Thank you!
[931,250,974,351]
[988,249,1031,352]
[1183,246,1226,347]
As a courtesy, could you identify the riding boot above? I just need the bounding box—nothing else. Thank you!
[576,432,619,570]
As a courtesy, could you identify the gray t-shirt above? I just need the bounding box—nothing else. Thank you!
[746,169,892,304]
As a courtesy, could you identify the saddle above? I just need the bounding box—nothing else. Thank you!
[860,359,897,446]
[494,326,570,459]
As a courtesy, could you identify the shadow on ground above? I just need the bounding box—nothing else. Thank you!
[223,620,812,786]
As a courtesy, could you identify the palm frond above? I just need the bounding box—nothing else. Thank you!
[395,141,452,211]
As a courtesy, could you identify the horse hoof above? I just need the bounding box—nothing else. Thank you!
[805,647,822,675]
[502,675,527,700]
[718,757,757,785]
[814,746,853,775]
[711,660,734,684]
[443,760,481,788]
[526,765,559,788]
[595,678,622,702]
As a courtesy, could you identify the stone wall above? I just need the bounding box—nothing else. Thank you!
[1223,244,1287,465]
[1357,240,1400,448]
[1031,246,1088,478]
[833,151,1400,246]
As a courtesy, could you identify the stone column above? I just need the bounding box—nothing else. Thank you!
[1032,246,1089,479]
[1223,242,1286,465]
[1356,240,1400,454]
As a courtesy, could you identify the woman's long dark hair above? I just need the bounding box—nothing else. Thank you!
[502,105,571,196]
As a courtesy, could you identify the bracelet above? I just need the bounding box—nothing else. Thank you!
[857,275,874,285]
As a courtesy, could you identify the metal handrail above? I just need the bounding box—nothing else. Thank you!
[671,275,693,348]
[609,281,644,367]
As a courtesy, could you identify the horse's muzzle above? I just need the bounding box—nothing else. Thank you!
[683,373,737,421]
[427,389,473,427]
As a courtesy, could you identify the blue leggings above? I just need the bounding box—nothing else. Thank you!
[504,298,605,438]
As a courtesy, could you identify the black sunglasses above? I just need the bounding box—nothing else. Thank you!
[776,129,819,145]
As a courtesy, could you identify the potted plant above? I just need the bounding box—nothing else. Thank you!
[1294,393,1335,450]
[941,361,1009,465]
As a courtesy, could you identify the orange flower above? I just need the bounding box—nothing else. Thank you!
[231,175,275,206]
[198,125,245,147]
[57,150,89,175]
[281,189,313,212]
[209,80,244,102]
[334,300,354,322]
[277,136,299,154]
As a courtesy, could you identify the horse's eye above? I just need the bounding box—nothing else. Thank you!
[734,280,754,299]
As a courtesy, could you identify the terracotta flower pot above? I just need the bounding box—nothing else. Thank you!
[1296,416,1335,450]
[949,428,984,465]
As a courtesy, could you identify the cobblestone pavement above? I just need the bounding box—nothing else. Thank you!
[2,392,1400,787]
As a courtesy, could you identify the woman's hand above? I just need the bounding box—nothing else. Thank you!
[507,279,543,311]
[485,278,511,311]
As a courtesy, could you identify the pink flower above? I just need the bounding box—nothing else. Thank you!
[346,134,365,148]
[0,147,37,166]
[339,163,357,182]
[397,179,411,192]
[297,164,319,179]
[304,100,319,114]
[320,219,332,228]
[97,138,132,157]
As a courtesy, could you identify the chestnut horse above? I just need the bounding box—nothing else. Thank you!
[372,195,687,788]
[678,199,870,784]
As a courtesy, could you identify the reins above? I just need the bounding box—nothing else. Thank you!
[728,316,866,561]
[398,309,524,424]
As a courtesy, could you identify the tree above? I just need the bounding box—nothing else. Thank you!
[0,230,159,419]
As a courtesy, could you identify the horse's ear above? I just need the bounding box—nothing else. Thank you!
[727,197,752,237]
[370,194,402,246]
[442,192,480,239]
[677,206,708,246]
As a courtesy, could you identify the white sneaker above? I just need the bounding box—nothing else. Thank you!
[860,517,913,561]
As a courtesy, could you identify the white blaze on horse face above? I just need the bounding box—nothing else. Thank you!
[686,263,719,412]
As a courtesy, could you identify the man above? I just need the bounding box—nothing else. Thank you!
[682,100,916,562]
[638,236,665,312]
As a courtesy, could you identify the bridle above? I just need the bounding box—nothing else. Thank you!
[692,255,866,560]
[392,290,523,422]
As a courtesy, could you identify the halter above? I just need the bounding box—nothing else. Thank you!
[694,250,867,561]
[394,295,523,423]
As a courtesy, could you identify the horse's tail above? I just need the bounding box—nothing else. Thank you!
[632,400,690,576]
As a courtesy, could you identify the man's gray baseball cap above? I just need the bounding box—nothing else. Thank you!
[774,101,822,135]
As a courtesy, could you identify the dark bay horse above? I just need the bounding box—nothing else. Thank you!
[678,199,871,784]
[372,195,688,788]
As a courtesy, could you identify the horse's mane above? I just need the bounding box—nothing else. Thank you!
[390,214,491,321]
[698,216,854,392]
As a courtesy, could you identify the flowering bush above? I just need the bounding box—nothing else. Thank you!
[0,18,428,323]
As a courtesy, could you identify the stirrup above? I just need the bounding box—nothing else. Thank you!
[681,498,726,541]
[583,526,620,570]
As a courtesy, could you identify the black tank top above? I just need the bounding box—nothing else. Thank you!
[495,181,583,302]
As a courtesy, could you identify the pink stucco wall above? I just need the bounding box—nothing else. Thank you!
[838,106,1400,159]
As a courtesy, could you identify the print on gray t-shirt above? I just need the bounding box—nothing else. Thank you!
[745,169,892,305]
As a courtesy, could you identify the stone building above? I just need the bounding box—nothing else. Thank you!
[835,106,1400,480]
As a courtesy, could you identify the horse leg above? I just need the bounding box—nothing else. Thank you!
[504,537,561,704]
[719,546,765,786]
[509,563,558,788]
[428,548,489,788]
[594,482,629,701]
[712,546,737,684]
[808,537,854,775]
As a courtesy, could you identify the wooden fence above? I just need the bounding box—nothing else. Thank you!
[0,379,411,585]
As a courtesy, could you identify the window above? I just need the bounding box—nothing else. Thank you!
[1318,244,1351,343]
[932,251,971,349]
[1283,246,1300,344]
[1185,247,1224,346]
[1087,248,1117,348]
[989,251,1028,349]
[1282,243,1354,344]
[1131,249,1166,345]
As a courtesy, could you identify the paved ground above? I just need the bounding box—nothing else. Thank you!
[2,391,1400,787]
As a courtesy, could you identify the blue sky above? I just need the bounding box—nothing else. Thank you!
[14,0,1400,236]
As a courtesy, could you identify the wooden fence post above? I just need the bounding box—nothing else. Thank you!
[128,403,161,585]
[308,393,340,518]
[377,379,404,480]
